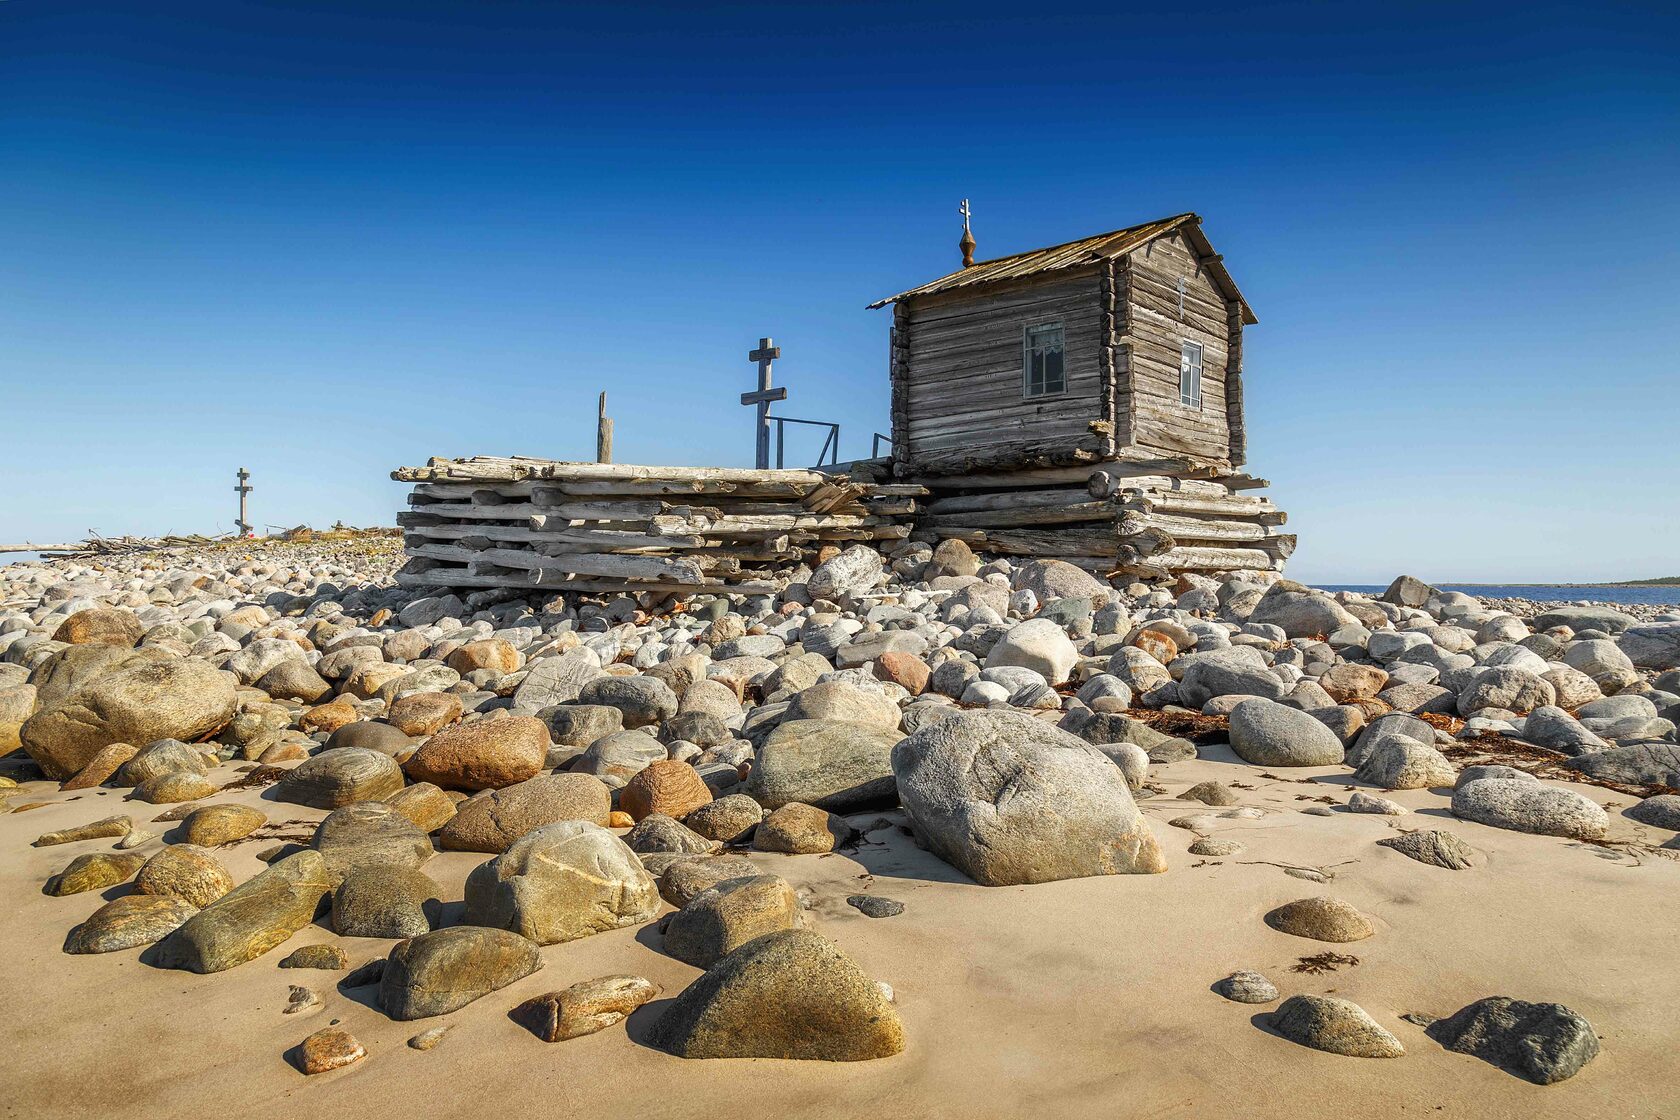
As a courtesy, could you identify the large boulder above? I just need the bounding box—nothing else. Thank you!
[403,716,549,791]
[783,681,900,730]
[621,759,713,822]
[439,774,612,852]
[984,619,1078,686]
[1451,778,1608,839]
[52,608,143,648]
[647,929,904,1061]
[1531,606,1637,635]
[1248,582,1358,638]
[576,676,678,729]
[1355,738,1456,790]
[275,747,405,809]
[332,865,441,938]
[512,649,603,709]
[310,802,433,876]
[1457,668,1555,717]
[152,851,335,974]
[463,821,660,945]
[1425,996,1600,1084]
[66,894,197,954]
[21,658,236,781]
[891,709,1165,886]
[1271,995,1404,1058]
[379,926,542,1021]
[1619,622,1680,670]
[1010,559,1105,604]
[745,719,901,812]
[135,844,235,908]
[1178,648,1289,708]
[662,874,805,969]
[1227,698,1344,767]
[576,730,667,783]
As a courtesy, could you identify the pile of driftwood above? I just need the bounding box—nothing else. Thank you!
[391,457,921,595]
[0,533,229,560]
[873,451,1294,580]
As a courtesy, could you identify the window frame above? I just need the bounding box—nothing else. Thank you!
[1022,321,1067,400]
[1179,339,1204,409]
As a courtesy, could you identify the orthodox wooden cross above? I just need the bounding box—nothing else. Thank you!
[959,199,976,267]
[234,467,253,536]
[741,336,787,469]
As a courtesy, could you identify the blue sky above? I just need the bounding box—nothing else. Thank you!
[1,1,1676,581]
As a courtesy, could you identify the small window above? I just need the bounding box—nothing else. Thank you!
[1023,323,1066,398]
[1179,341,1203,408]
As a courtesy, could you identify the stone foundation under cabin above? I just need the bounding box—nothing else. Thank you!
[391,452,1291,598]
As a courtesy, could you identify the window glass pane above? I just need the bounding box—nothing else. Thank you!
[1024,324,1065,398]
[1044,344,1064,393]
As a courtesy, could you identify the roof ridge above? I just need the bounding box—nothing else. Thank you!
[867,213,1202,310]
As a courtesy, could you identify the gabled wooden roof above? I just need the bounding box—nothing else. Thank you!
[868,212,1257,323]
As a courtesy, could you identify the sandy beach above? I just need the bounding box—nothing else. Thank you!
[6,742,1677,1120]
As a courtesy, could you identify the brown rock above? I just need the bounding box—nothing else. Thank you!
[52,608,144,648]
[872,651,930,695]
[136,844,236,908]
[683,794,763,844]
[514,975,661,1042]
[45,852,146,896]
[386,692,463,737]
[608,810,635,828]
[298,698,360,734]
[1320,663,1390,703]
[131,771,218,804]
[657,854,763,908]
[280,944,350,970]
[446,639,521,676]
[295,1026,366,1074]
[65,892,197,953]
[386,782,458,833]
[21,657,237,781]
[403,716,548,791]
[1132,629,1179,665]
[620,759,713,822]
[61,742,140,791]
[663,874,805,968]
[0,683,37,752]
[439,773,612,852]
[752,803,854,855]
[180,804,267,846]
[33,814,134,847]
[1265,897,1375,943]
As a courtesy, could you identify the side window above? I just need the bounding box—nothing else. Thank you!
[1023,323,1066,398]
[1179,341,1203,408]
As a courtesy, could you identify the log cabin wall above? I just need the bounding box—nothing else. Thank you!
[1121,231,1233,466]
[899,267,1107,473]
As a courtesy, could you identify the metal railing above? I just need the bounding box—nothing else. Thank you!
[769,416,840,469]
[871,432,892,458]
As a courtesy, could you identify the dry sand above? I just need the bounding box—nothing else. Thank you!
[5,747,1678,1119]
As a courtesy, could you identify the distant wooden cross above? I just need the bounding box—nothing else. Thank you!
[741,336,787,469]
[234,467,253,536]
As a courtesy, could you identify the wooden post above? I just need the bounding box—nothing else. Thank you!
[596,392,613,464]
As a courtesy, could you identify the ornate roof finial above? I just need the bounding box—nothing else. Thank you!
[958,198,976,268]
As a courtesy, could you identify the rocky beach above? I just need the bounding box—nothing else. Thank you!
[4,534,1680,1118]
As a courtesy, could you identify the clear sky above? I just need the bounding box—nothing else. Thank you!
[2,1,1676,582]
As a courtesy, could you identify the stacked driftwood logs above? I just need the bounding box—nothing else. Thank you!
[391,457,920,596]
[864,452,1295,582]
